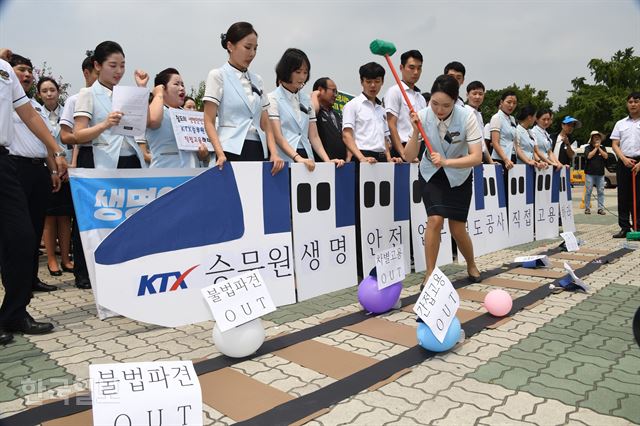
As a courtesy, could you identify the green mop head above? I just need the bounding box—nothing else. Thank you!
[369,39,396,56]
[627,231,640,241]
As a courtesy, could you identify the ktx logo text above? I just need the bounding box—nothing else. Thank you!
[137,265,199,296]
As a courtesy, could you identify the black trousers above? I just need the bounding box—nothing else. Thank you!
[10,155,52,288]
[223,140,266,162]
[616,158,640,230]
[0,149,38,325]
[71,147,94,281]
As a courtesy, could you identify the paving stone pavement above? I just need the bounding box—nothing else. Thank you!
[0,186,639,425]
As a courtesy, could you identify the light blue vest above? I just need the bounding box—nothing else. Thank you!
[490,110,517,161]
[516,124,536,163]
[89,81,146,169]
[146,106,200,168]
[217,63,267,158]
[419,104,473,187]
[271,86,313,161]
[531,125,552,153]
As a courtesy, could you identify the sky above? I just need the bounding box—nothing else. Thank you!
[1,0,639,109]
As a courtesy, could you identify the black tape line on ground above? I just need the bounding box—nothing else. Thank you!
[235,247,631,426]
[0,244,569,425]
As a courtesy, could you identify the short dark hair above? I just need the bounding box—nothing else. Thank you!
[628,91,640,101]
[275,48,310,86]
[184,96,196,104]
[9,53,32,69]
[359,62,385,81]
[154,68,180,87]
[221,22,257,51]
[444,61,465,76]
[500,90,517,101]
[400,50,423,66]
[82,52,94,72]
[313,77,330,91]
[36,76,59,92]
[93,41,124,65]
[536,108,553,119]
[466,80,485,93]
[430,75,459,101]
[517,105,536,122]
[422,92,431,103]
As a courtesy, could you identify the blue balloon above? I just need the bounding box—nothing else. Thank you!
[417,316,462,352]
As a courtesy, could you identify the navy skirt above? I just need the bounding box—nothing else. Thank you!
[419,168,472,222]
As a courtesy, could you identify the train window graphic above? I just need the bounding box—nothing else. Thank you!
[537,173,552,191]
[296,182,332,213]
[363,180,392,208]
[510,176,526,195]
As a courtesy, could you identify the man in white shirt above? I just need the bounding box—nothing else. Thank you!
[444,61,466,107]
[384,50,427,162]
[464,80,494,164]
[611,92,640,237]
[342,62,401,164]
[0,49,67,344]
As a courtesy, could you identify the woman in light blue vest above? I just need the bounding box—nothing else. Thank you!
[73,41,147,169]
[146,68,210,168]
[268,48,344,171]
[203,22,284,175]
[515,105,546,169]
[489,90,518,170]
[405,75,483,284]
[531,108,563,170]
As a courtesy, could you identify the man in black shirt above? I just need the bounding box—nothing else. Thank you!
[311,77,347,160]
[584,131,608,215]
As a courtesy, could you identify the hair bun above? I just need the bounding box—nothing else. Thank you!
[220,33,227,50]
[85,49,94,58]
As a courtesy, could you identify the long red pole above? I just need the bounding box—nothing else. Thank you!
[634,170,638,231]
[382,54,434,155]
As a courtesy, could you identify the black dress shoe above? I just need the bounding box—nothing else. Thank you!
[61,264,75,273]
[75,277,91,289]
[0,329,14,345]
[613,229,630,238]
[32,280,58,292]
[48,266,62,276]
[468,274,482,283]
[4,316,54,335]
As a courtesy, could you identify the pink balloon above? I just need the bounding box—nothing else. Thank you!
[484,289,513,317]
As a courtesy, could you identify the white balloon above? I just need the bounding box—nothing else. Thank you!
[212,318,265,358]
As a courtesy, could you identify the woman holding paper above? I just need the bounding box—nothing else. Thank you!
[404,75,483,285]
[146,68,210,168]
[268,48,344,171]
[73,41,147,169]
[202,22,284,174]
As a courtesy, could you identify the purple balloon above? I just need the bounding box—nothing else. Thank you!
[358,275,402,314]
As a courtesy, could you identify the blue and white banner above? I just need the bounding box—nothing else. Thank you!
[358,163,411,275]
[70,168,201,319]
[409,164,453,272]
[290,163,358,301]
[558,167,576,233]
[464,164,509,258]
[507,165,535,246]
[534,168,560,240]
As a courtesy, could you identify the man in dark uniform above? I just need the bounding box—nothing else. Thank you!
[0,48,67,345]
[311,77,347,160]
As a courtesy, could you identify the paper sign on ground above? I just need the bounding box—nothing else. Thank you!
[560,231,579,252]
[90,361,202,426]
[375,246,406,290]
[563,262,590,292]
[412,266,460,343]
[169,108,215,152]
[111,86,149,137]
[201,270,276,332]
[514,255,551,267]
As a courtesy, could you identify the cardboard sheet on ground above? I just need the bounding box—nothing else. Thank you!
[358,163,411,275]
[409,163,453,271]
[290,163,358,300]
[344,317,417,347]
[199,368,293,421]
[482,276,543,291]
[510,267,565,278]
[274,340,377,379]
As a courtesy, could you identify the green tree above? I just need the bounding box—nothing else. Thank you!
[479,84,553,125]
[554,48,639,146]
[188,80,206,111]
